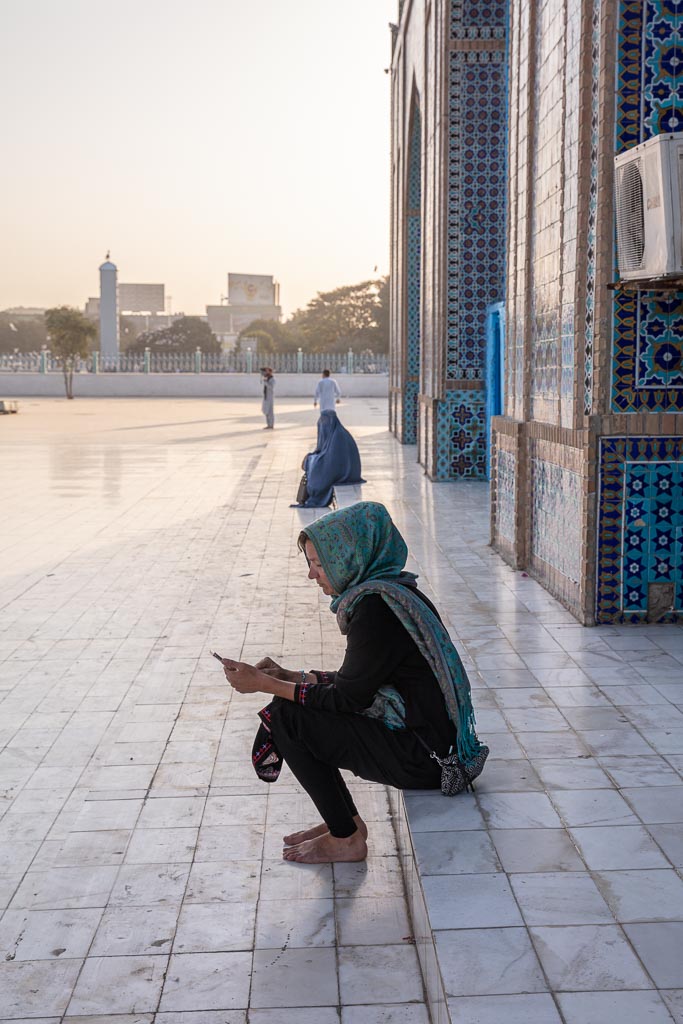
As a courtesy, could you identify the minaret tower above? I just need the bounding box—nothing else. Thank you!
[99,253,119,360]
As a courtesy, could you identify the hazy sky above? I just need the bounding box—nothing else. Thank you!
[1,0,396,318]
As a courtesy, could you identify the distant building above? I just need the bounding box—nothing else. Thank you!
[119,283,165,314]
[206,274,281,350]
[2,307,46,321]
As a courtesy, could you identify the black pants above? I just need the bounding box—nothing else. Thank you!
[268,699,441,838]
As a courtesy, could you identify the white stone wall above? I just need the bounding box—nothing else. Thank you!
[0,373,388,399]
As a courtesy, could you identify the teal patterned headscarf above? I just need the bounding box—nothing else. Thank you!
[302,502,483,763]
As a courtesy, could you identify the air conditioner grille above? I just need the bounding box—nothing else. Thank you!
[616,160,645,271]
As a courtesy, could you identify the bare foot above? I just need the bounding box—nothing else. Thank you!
[283,815,368,847]
[283,829,368,863]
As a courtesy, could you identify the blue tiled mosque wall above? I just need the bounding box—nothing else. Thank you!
[596,0,683,622]
[404,105,422,445]
[436,0,507,480]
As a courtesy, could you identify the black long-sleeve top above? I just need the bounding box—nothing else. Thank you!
[294,587,459,757]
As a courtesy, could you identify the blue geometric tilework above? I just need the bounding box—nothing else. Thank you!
[636,294,683,387]
[613,1,683,414]
[447,51,507,382]
[450,0,507,37]
[531,459,582,584]
[496,448,516,542]
[583,0,601,415]
[404,105,422,444]
[596,436,683,623]
[435,390,487,479]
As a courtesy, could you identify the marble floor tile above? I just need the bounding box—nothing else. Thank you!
[550,789,638,827]
[193,824,264,864]
[403,792,484,832]
[109,863,190,907]
[446,994,561,1024]
[489,827,584,872]
[435,927,546,996]
[622,786,683,823]
[335,896,411,946]
[413,828,500,875]
[530,925,653,991]
[509,872,613,925]
[557,990,675,1024]
[333,856,404,899]
[533,757,611,790]
[478,791,562,829]
[341,1008,430,1024]
[255,897,335,948]
[623,923,683,987]
[259,859,333,900]
[338,944,423,1004]
[424,872,522,929]
[254,1011,339,1024]
[473,759,543,792]
[0,958,83,1017]
[157,1013,246,1024]
[201,795,267,826]
[593,868,683,922]
[599,756,681,788]
[90,905,179,956]
[570,825,669,870]
[250,947,337,1008]
[173,901,255,953]
[10,866,119,910]
[136,796,205,830]
[66,954,168,1015]
[124,826,199,863]
[160,950,250,1015]
[0,907,102,960]
[52,829,130,867]
[184,860,259,909]
[662,991,683,1024]
[648,823,683,866]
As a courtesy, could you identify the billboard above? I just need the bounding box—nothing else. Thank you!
[119,283,165,313]
[228,274,277,306]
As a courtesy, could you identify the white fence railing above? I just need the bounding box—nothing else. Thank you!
[0,349,388,375]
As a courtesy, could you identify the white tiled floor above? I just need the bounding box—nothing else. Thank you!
[1,396,682,1023]
[0,397,428,1021]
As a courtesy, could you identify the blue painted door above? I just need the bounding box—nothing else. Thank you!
[485,302,505,478]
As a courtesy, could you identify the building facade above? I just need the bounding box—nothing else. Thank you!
[391,0,683,624]
[390,0,507,478]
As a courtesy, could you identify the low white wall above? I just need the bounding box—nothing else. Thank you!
[0,373,389,399]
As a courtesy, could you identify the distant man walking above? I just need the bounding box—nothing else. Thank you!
[261,366,275,429]
[314,369,341,413]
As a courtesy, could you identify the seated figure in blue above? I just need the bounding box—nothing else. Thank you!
[299,410,365,507]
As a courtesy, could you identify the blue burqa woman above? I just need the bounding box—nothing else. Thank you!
[299,410,365,507]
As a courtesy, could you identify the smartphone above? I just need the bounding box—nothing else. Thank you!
[210,651,224,662]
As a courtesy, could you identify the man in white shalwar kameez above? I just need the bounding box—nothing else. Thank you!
[261,367,275,428]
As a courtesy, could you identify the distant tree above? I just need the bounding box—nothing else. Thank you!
[289,277,388,353]
[239,328,274,353]
[237,319,305,353]
[44,306,97,399]
[0,314,48,354]
[127,316,221,354]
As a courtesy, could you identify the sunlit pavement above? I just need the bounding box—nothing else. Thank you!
[0,398,682,1023]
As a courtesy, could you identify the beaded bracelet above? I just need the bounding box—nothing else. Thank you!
[299,668,307,685]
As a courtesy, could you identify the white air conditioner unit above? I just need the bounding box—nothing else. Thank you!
[614,132,683,281]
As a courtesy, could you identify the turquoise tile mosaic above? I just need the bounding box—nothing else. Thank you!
[446,50,506,384]
[583,0,601,415]
[450,0,507,37]
[531,459,582,584]
[597,437,683,622]
[436,390,487,479]
[612,0,683,414]
[496,448,516,542]
[404,103,422,445]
